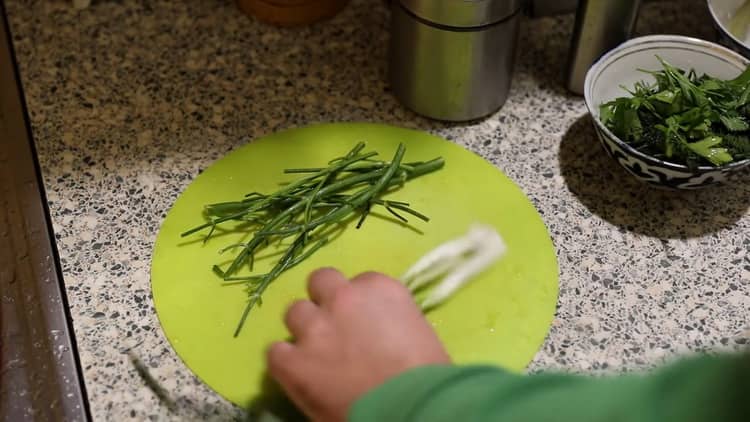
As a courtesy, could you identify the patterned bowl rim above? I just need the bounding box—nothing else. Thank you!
[707,0,750,55]
[584,34,750,173]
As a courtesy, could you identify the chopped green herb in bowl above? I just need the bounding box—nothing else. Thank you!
[584,35,750,188]
[600,56,750,168]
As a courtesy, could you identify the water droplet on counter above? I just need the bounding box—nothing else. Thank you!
[1,358,24,375]
[55,345,69,360]
[49,329,62,341]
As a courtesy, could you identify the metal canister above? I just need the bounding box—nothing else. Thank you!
[565,0,641,94]
[389,0,523,121]
[526,0,579,18]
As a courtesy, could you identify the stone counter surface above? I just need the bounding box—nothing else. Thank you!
[5,0,750,420]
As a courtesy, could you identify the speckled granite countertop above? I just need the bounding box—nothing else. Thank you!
[5,0,750,419]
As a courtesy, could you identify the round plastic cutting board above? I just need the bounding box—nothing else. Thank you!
[151,123,559,409]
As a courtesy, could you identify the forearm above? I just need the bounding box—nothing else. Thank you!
[350,353,750,422]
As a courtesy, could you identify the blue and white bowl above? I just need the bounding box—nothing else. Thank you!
[584,35,750,189]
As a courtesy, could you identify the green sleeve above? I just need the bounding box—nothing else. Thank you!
[349,354,750,422]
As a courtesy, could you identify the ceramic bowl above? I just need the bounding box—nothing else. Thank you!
[584,35,750,189]
[708,0,750,58]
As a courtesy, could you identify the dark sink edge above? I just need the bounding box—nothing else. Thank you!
[0,1,91,420]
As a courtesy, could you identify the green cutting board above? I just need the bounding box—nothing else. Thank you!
[151,123,558,409]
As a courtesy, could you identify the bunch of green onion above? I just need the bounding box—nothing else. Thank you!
[181,142,444,336]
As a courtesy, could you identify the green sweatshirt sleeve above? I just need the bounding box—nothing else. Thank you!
[349,354,750,422]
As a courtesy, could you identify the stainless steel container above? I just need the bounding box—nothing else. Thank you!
[526,0,579,17]
[389,0,522,121]
[565,0,641,94]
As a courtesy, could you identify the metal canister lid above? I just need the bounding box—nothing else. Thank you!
[399,0,522,28]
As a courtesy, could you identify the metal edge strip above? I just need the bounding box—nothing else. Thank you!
[0,0,92,420]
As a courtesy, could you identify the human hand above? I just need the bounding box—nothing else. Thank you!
[266,268,451,422]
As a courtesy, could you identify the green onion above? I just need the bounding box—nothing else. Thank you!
[182,143,444,336]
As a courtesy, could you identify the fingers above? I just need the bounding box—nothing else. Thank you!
[266,341,298,384]
[284,300,320,339]
[351,271,404,292]
[266,342,321,420]
[266,342,309,411]
[308,267,347,305]
[351,271,415,303]
[349,271,387,285]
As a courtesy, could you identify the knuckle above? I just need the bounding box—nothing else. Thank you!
[383,277,411,296]
[329,284,359,311]
[354,271,409,296]
[283,302,304,327]
[352,271,385,284]
[308,267,343,288]
[310,267,337,279]
[304,316,329,337]
[286,300,310,318]
[266,342,289,369]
